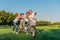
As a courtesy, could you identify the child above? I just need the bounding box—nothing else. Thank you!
[19,13,24,31]
[24,12,30,34]
[29,12,37,37]
[25,12,30,24]
[12,13,21,34]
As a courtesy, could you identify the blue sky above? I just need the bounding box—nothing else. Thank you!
[0,0,60,22]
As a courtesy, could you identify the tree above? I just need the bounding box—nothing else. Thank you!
[0,10,16,25]
[36,21,51,26]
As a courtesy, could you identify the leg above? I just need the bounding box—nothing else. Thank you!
[13,22,16,31]
[13,22,18,32]
[32,26,36,37]
[19,19,24,31]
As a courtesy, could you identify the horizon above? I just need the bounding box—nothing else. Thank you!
[0,0,60,22]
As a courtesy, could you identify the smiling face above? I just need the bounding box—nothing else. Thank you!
[16,13,21,18]
[20,13,24,17]
[29,10,32,15]
[26,12,30,16]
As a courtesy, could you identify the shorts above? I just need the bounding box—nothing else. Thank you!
[30,20,36,26]
[19,18,24,21]
[23,21,30,29]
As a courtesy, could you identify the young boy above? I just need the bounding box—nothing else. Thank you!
[13,13,21,34]
[19,13,24,31]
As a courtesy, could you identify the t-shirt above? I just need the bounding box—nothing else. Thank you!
[29,13,35,20]
[24,16,29,22]
[20,15,24,18]
[13,17,20,23]
[13,14,20,23]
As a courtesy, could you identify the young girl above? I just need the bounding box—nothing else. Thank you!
[24,12,30,34]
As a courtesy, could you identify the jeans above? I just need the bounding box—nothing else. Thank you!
[13,22,18,32]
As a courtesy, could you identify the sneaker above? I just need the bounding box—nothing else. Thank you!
[24,27,27,30]
[16,32,18,34]
[26,31,29,35]
[26,32,29,35]
[12,31,15,33]
[32,33,35,37]
[18,29,21,32]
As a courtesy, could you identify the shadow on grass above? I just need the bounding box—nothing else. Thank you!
[35,29,60,40]
[0,29,60,40]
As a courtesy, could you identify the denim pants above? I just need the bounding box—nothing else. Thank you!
[13,22,18,32]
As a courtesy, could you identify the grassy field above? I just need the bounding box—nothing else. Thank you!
[0,25,60,40]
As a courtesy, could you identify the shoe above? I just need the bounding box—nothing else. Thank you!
[18,29,20,32]
[12,31,15,33]
[32,33,35,37]
[26,32,29,35]
[16,32,18,34]
[26,31,29,35]
[24,27,27,30]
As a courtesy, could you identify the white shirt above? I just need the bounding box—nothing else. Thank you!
[24,16,29,22]
[29,13,35,20]
[13,17,19,23]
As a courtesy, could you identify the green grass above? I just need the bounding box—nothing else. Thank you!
[0,25,60,40]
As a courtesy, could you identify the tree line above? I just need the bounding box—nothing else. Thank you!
[0,10,17,25]
[0,10,60,26]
